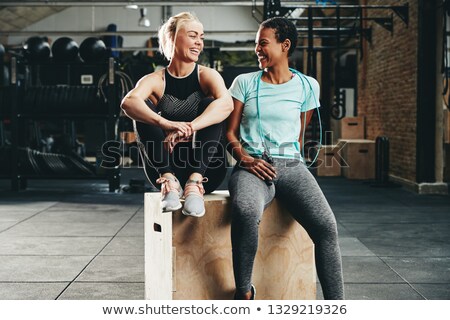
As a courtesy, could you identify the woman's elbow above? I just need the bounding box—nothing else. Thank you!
[120,96,134,114]
[225,130,234,143]
[224,97,234,114]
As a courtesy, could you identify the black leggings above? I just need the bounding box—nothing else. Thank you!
[135,98,227,193]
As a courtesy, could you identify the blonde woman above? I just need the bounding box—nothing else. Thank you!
[121,12,233,217]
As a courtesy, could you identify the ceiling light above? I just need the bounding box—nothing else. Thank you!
[125,3,138,10]
[138,8,151,27]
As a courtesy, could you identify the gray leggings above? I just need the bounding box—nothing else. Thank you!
[229,158,344,300]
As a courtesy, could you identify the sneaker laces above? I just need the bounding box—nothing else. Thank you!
[156,176,181,196]
[183,177,208,198]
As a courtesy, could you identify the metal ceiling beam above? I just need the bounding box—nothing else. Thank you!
[289,16,391,21]
[0,30,365,41]
[282,4,406,9]
[0,1,264,6]
[0,29,371,37]
[0,30,257,36]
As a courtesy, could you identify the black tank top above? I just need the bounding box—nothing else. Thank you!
[157,64,205,122]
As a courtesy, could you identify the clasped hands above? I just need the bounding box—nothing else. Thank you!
[158,118,195,153]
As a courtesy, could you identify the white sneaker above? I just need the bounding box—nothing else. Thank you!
[156,176,182,212]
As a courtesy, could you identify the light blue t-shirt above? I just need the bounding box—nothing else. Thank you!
[229,70,320,160]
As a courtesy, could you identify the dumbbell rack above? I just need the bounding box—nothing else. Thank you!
[0,61,10,182]
[8,57,121,192]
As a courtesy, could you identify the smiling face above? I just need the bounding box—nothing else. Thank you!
[255,26,289,69]
[173,21,204,62]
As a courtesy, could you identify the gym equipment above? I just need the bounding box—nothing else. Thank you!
[0,44,8,87]
[23,36,51,62]
[257,3,409,67]
[79,37,107,63]
[52,37,79,62]
[9,57,121,192]
[0,43,4,60]
[103,23,121,58]
[375,136,389,185]
[0,147,11,174]
[0,90,4,117]
[22,147,96,176]
[145,192,315,299]
[22,85,108,114]
[370,136,401,188]
[330,89,346,120]
[122,178,147,193]
[340,139,375,180]
[0,70,10,116]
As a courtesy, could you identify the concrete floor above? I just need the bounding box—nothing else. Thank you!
[0,168,449,300]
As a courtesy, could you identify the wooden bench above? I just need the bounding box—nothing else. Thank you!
[145,191,315,300]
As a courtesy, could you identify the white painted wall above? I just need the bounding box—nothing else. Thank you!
[8,5,260,48]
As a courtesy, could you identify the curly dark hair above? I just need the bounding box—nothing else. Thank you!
[260,17,298,56]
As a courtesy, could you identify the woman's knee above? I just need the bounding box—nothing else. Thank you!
[231,199,263,225]
[307,216,339,244]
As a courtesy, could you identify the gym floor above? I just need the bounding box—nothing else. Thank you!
[0,168,449,300]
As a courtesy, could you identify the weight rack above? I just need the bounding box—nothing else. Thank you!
[7,57,121,192]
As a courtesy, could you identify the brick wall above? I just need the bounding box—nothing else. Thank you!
[357,0,418,182]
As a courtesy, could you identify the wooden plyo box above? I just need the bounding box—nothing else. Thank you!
[316,145,342,176]
[145,191,316,300]
[339,139,375,180]
[341,116,365,139]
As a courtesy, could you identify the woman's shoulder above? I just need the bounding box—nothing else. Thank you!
[133,69,165,97]
[232,70,261,87]
[238,70,261,80]
[304,74,319,86]
[138,68,165,84]
[198,64,221,82]
[294,72,319,88]
[151,68,166,80]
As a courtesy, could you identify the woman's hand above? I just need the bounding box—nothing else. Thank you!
[158,118,193,137]
[163,130,193,153]
[240,156,277,182]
